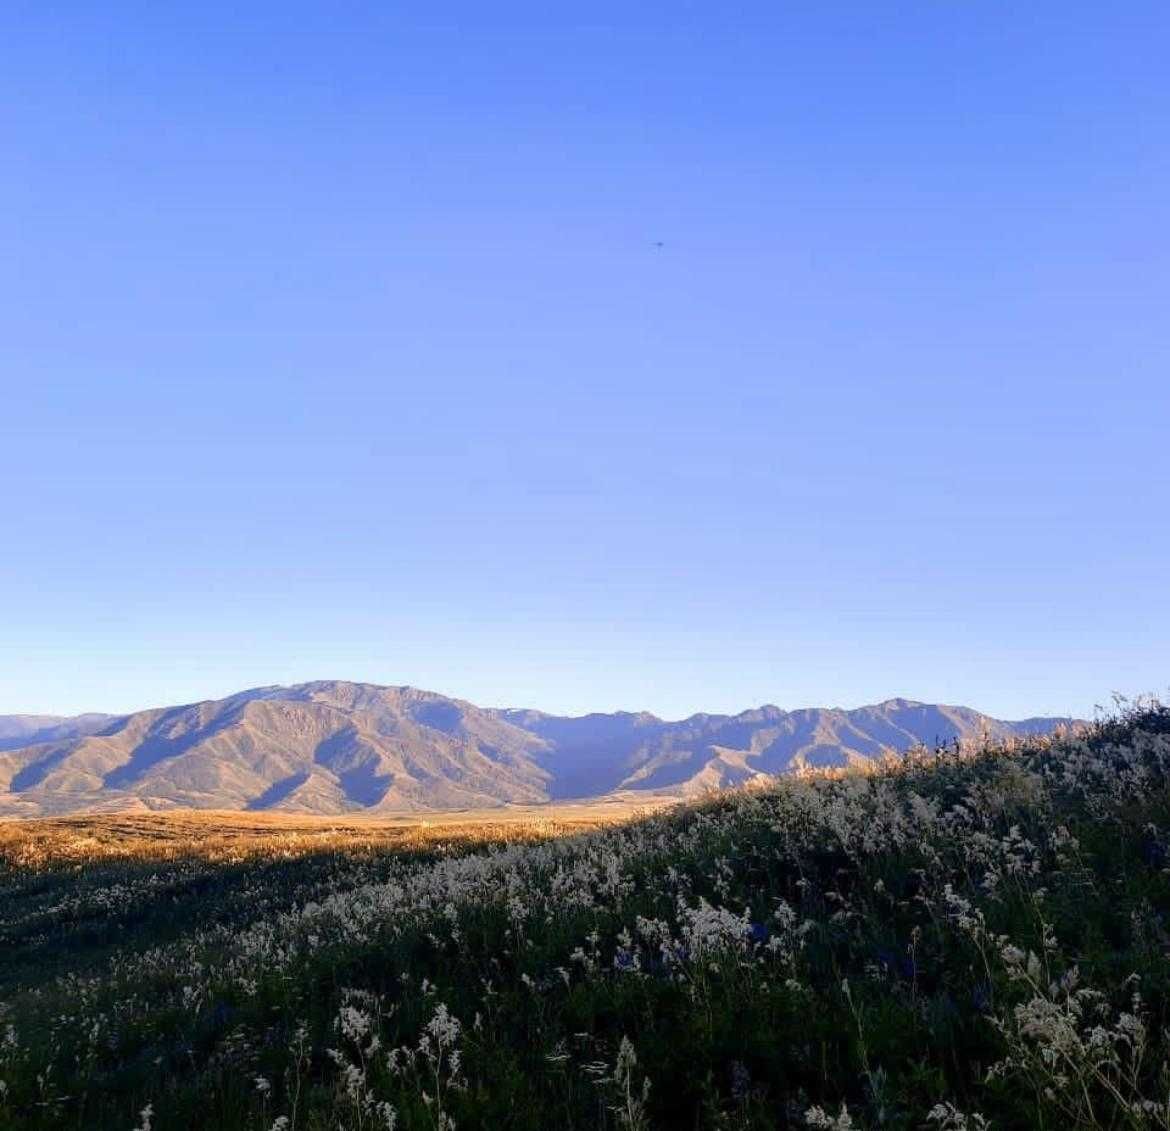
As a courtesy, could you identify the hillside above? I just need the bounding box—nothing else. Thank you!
[0,712,114,751]
[0,682,1075,816]
[0,703,1165,1129]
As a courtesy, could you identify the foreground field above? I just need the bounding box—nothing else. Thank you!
[1,706,1169,1129]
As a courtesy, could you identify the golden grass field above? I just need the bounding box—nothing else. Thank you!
[0,795,678,868]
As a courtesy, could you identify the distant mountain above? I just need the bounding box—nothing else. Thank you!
[0,713,115,752]
[0,682,1077,817]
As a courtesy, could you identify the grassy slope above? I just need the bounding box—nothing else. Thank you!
[0,706,1168,1130]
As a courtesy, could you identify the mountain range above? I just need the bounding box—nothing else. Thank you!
[0,681,1076,817]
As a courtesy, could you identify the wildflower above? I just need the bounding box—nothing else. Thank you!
[926,1102,990,1129]
[585,1037,652,1131]
[805,1102,855,1129]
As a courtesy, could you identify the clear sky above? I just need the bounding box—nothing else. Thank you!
[2,2,1167,722]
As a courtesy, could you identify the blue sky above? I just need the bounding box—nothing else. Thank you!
[2,2,1167,721]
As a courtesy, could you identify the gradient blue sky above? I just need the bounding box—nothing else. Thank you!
[2,2,1167,721]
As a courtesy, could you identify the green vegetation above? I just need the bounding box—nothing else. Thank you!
[1,704,1169,1129]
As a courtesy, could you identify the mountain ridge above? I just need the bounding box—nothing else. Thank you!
[0,680,1079,817]
[0,713,117,752]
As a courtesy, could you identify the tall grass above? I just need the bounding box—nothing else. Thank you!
[1,703,1168,1129]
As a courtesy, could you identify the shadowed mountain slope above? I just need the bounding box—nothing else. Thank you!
[0,682,1076,816]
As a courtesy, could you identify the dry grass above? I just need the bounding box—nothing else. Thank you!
[0,795,676,868]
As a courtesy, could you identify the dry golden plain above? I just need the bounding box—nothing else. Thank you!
[0,794,678,868]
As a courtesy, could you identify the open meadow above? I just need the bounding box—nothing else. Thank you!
[0,797,666,869]
[1,706,1169,1129]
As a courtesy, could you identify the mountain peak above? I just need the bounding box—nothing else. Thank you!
[0,682,1078,817]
